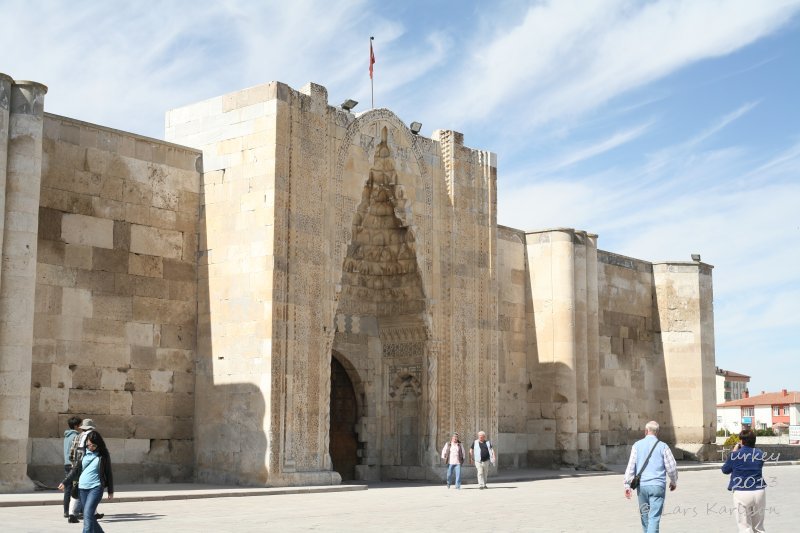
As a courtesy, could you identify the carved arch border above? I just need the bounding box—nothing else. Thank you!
[329,109,434,319]
[323,108,440,469]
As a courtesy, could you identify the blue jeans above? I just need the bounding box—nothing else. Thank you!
[637,484,666,533]
[79,485,105,533]
[446,463,461,488]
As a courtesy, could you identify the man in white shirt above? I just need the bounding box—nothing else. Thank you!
[469,431,496,489]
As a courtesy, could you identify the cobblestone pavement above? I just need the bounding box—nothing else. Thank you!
[1,465,796,532]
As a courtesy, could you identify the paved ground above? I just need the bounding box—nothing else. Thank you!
[1,464,797,532]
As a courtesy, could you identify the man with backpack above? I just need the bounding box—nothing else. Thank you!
[62,416,82,518]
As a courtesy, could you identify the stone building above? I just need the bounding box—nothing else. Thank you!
[0,74,717,491]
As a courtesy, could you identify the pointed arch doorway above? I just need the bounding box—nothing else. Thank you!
[329,357,359,481]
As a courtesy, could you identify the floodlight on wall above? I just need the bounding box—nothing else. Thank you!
[410,121,422,135]
[341,99,358,111]
[691,254,701,262]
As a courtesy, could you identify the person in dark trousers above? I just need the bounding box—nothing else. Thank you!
[469,431,496,489]
[62,416,82,518]
[59,431,114,532]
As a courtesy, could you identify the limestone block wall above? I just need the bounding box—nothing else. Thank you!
[499,236,715,468]
[166,83,281,485]
[29,114,200,483]
[0,73,718,488]
[597,252,669,462]
[653,261,716,452]
[0,76,48,491]
[167,80,499,485]
[524,229,601,466]
[495,226,531,467]
[596,253,716,461]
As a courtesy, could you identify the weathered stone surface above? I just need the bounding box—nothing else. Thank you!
[2,80,715,490]
[61,213,114,249]
[130,224,183,259]
[128,253,163,278]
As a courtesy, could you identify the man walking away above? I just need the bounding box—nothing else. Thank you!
[624,420,678,533]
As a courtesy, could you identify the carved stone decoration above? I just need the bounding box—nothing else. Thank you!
[339,126,426,319]
[331,122,433,477]
[321,334,336,470]
[425,346,438,455]
[388,370,423,399]
[439,129,456,204]
[331,109,435,331]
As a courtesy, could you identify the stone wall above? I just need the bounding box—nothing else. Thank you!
[524,229,602,466]
[653,260,717,458]
[0,76,48,491]
[167,81,499,485]
[0,75,717,490]
[166,82,282,485]
[494,243,715,468]
[597,251,669,462]
[28,114,200,483]
[496,226,534,468]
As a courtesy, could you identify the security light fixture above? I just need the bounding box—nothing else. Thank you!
[410,121,422,135]
[341,99,358,111]
[691,254,701,262]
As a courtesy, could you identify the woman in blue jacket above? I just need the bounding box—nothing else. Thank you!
[721,429,766,532]
[59,431,114,532]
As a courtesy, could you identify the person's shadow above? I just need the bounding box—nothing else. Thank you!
[101,513,164,522]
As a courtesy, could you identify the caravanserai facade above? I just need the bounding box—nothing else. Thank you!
[0,75,716,490]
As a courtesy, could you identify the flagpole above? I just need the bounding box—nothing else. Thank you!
[370,36,375,108]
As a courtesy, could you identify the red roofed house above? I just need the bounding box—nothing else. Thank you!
[717,390,800,439]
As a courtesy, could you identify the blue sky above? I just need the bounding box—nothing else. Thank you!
[2,0,798,396]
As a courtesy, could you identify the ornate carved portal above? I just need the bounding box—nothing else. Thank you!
[332,126,429,478]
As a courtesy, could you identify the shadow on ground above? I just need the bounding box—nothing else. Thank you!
[101,513,165,522]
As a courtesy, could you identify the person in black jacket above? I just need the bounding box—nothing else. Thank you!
[59,431,114,531]
[62,416,82,518]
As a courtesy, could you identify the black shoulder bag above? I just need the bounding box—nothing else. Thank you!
[629,440,659,490]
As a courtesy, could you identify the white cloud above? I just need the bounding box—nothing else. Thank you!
[2,0,797,392]
[432,0,800,134]
[500,104,800,395]
[528,121,654,176]
[0,0,406,137]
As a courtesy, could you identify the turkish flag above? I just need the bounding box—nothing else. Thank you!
[370,41,375,79]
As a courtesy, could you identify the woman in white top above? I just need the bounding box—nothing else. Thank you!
[441,433,466,489]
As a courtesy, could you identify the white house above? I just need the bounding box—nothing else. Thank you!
[717,390,800,438]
